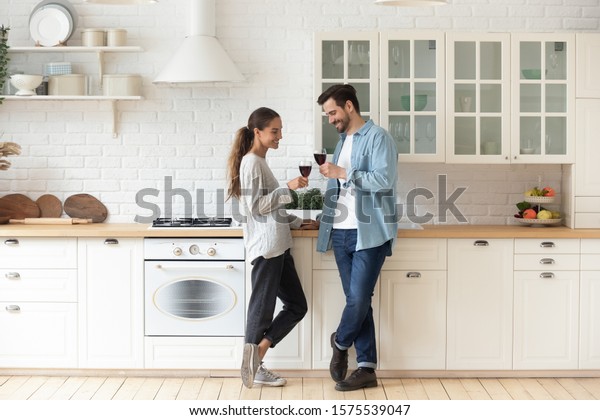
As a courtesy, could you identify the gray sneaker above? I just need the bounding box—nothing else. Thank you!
[241,343,259,388]
[253,363,287,387]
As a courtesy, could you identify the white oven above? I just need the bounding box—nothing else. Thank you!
[144,237,245,337]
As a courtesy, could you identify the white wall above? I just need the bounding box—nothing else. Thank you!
[1,0,598,223]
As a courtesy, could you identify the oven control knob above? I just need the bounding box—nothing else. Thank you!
[189,245,199,255]
[207,247,216,256]
[173,247,183,256]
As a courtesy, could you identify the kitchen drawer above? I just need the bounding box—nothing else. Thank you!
[313,238,447,270]
[575,197,600,212]
[382,238,446,270]
[0,302,78,368]
[514,254,580,271]
[0,238,77,269]
[144,336,243,369]
[514,239,580,254]
[0,269,77,302]
[581,239,600,270]
[575,213,600,229]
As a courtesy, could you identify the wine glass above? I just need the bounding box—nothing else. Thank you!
[298,160,312,191]
[314,148,326,180]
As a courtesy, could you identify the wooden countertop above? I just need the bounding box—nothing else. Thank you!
[2,223,600,238]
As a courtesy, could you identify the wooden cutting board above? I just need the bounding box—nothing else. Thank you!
[64,193,108,223]
[36,194,63,218]
[0,194,41,219]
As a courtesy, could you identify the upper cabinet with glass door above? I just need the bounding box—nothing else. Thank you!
[446,33,511,163]
[511,34,575,163]
[314,32,379,154]
[381,33,445,162]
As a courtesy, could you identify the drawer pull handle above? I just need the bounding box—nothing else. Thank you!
[540,258,555,265]
[473,240,489,247]
[5,272,20,280]
[104,239,119,245]
[540,242,556,248]
[540,272,555,279]
[5,305,21,312]
[4,239,19,246]
[406,272,421,278]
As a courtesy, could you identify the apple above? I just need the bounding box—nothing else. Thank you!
[523,209,537,219]
[542,187,555,197]
[551,211,561,219]
[537,209,553,219]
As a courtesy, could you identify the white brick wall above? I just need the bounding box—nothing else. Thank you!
[1,0,598,223]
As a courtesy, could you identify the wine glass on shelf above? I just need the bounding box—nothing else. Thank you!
[426,122,435,143]
[299,160,312,191]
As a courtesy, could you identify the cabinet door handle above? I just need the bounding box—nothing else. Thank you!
[5,305,21,312]
[540,241,555,248]
[406,272,421,278]
[104,238,119,245]
[540,258,555,265]
[540,272,555,279]
[5,272,21,280]
[4,239,19,246]
[473,240,489,246]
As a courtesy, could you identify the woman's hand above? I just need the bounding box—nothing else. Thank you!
[299,219,320,230]
[287,176,308,191]
[319,162,346,180]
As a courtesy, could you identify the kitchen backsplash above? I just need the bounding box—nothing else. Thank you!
[1,0,594,223]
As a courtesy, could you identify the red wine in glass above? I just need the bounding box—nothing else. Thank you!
[299,164,312,177]
[314,152,326,166]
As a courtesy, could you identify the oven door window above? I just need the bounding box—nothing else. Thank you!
[154,278,236,320]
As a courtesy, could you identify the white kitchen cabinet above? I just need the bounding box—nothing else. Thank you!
[0,237,78,368]
[262,237,312,369]
[445,33,511,163]
[312,240,381,370]
[580,239,600,369]
[511,34,575,164]
[380,32,446,162]
[447,238,513,370]
[574,100,600,227]
[576,34,600,98]
[78,238,144,368]
[379,239,447,370]
[314,32,379,154]
[513,239,579,369]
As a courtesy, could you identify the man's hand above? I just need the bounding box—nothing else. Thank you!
[319,162,346,180]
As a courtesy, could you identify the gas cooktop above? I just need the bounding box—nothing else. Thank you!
[151,217,233,228]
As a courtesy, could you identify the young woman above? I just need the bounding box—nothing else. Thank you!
[227,107,318,388]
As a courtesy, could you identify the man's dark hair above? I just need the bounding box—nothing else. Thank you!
[317,84,361,114]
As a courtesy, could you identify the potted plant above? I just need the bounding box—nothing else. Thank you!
[285,188,324,220]
[0,25,10,103]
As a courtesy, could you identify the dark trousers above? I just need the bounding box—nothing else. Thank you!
[245,249,308,347]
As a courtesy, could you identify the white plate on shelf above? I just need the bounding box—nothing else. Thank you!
[516,218,562,226]
[29,1,77,47]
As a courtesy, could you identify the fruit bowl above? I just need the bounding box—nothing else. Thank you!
[516,217,562,226]
[9,74,43,96]
[523,195,555,204]
[401,95,427,112]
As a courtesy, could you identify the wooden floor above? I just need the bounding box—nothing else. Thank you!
[1,375,600,400]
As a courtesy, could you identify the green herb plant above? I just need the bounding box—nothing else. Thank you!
[286,188,324,210]
[0,25,10,104]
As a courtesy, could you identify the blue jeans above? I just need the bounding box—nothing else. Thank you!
[332,229,390,369]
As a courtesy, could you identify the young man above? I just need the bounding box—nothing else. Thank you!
[316,84,398,391]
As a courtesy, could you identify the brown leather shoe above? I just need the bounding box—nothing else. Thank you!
[329,332,348,383]
[335,368,377,391]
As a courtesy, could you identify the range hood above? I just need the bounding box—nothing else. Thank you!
[153,0,244,84]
